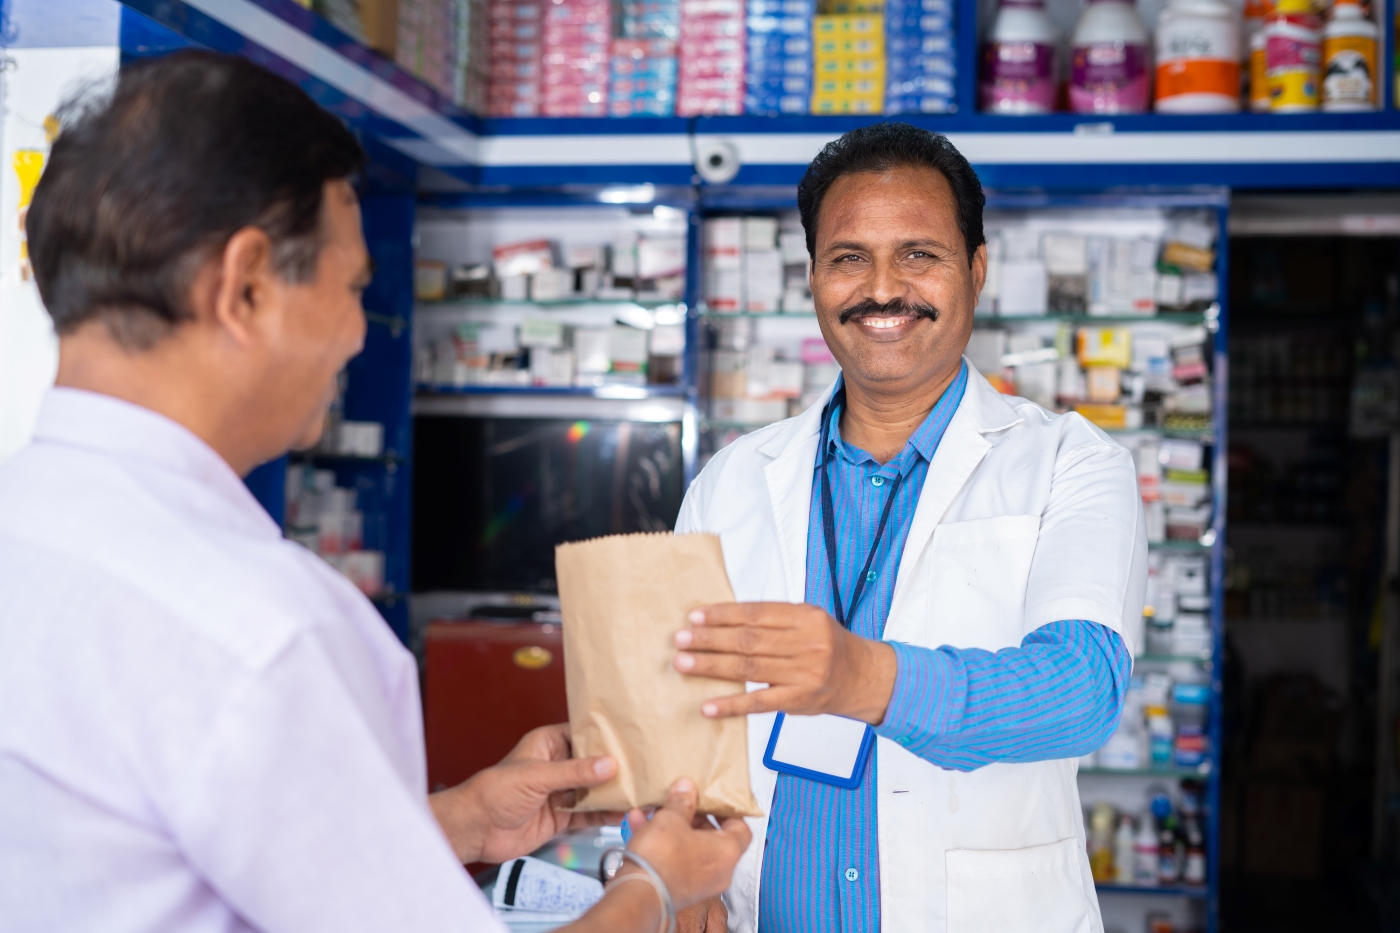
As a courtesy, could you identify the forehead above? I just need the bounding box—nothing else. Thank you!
[815,164,958,245]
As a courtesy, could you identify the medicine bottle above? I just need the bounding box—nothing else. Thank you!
[981,0,1060,113]
[1155,0,1241,112]
[1069,0,1151,113]
[1321,0,1378,111]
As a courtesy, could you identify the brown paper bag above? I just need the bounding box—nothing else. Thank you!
[556,532,763,818]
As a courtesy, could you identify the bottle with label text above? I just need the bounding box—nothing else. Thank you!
[1321,0,1378,110]
[981,0,1060,113]
[1249,29,1272,110]
[1069,0,1151,113]
[1243,0,1273,107]
[1134,814,1160,885]
[1155,0,1241,111]
[1114,814,1137,884]
[1265,0,1322,111]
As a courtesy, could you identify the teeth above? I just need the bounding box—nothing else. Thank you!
[862,317,906,329]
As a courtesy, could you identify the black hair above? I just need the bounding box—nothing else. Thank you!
[796,122,985,266]
[27,50,366,349]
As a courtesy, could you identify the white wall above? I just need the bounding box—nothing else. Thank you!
[0,43,120,464]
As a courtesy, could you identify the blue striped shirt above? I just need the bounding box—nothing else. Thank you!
[757,363,1132,933]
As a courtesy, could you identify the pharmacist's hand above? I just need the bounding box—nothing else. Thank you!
[674,602,898,725]
[625,779,752,911]
[676,896,728,933]
[429,723,621,865]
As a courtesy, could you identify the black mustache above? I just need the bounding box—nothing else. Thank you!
[837,298,940,325]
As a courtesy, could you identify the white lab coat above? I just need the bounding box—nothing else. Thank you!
[676,359,1148,933]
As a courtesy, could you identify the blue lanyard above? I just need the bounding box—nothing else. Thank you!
[817,387,903,630]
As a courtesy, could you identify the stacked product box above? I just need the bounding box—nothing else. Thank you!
[487,0,543,115]
[811,9,885,113]
[542,0,611,115]
[679,0,747,115]
[882,0,956,113]
[745,0,815,115]
[397,0,458,98]
[623,0,682,38]
[610,39,680,115]
[612,0,680,115]
[454,0,490,112]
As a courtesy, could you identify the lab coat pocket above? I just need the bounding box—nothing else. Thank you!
[945,838,1092,933]
[925,514,1040,649]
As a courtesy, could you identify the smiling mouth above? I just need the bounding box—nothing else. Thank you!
[860,315,916,329]
[838,297,939,327]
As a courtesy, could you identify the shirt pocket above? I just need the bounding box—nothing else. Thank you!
[945,838,1092,933]
[925,514,1040,649]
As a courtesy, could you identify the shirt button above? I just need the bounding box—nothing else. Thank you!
[871,476,884,487]
[845,868,860,882]
[866,570,877,583]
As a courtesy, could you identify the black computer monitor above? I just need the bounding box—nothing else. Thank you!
[413,415,684,593]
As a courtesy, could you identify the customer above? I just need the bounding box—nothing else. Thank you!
[0,50,748,933]
[671,123,1146,932]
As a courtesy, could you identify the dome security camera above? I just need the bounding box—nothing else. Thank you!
[694,140,741,185]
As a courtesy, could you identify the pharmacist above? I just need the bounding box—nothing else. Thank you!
[0,51,750,933]
[673,123,1147,933]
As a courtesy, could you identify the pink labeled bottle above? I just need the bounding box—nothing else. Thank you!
[981,0,1060,113]
[1069,0,1152,113]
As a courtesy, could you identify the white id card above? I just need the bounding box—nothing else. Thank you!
[762,712,875,788]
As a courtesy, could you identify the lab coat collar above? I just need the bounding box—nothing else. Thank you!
[32,387,281,539]
[756,357,1023,603]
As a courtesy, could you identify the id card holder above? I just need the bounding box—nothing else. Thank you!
[762,712,875,789]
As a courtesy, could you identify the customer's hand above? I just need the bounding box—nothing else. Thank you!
[677,896,728,932]
[673,602,898,725]
[429,723,620,865]
[562,779,750,933]
[625,778,752,911]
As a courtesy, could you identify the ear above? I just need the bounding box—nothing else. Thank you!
[208,226,277,348]
[969,242,988,306]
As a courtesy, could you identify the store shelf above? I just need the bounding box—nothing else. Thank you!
[1096,883,1209,899]
[1148,540,1212,554]
[420,299,686,312]
[416,383,688,400]
[1080,766,1211,778]
[114,0,1400,192]
[701,311,816,320]
[1136,654,1212,665]
[975,313,1209,327]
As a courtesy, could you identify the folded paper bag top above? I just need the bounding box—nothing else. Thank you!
[556,531,763,819]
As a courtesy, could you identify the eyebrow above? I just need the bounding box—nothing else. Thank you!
[822,238,952,252]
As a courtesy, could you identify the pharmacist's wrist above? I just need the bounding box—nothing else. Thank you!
[839,634,898,726]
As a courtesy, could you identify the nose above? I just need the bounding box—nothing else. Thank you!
[865,254,913,307]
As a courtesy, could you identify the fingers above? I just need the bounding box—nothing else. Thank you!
[507,722,572,763]
[687,602,804,629]
[524,754,617,794]
[674,623,800,656]
[658,777,698,825]
[701,686,792,719]
[675,650,807,686]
